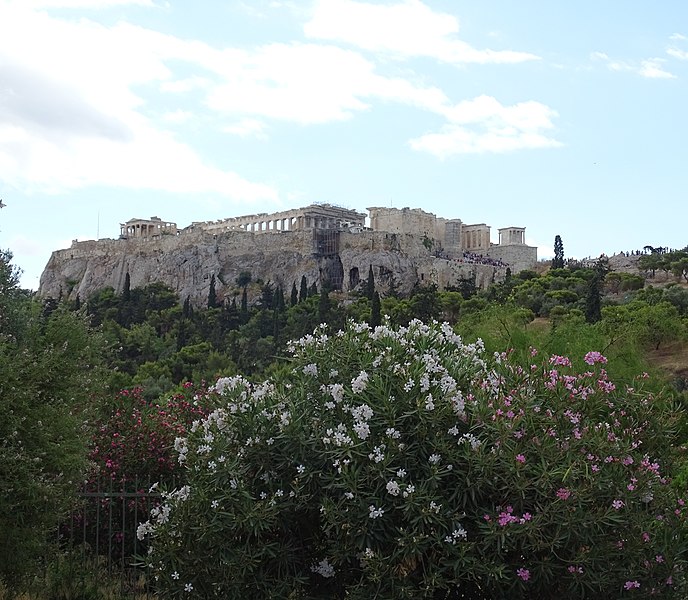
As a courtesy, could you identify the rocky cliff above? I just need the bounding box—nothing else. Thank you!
[38,228,510,305]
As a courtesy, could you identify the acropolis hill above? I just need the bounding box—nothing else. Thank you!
[38,204,537,305]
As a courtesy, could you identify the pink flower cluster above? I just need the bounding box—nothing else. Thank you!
[584,351,608,366]
[491,505,533,527]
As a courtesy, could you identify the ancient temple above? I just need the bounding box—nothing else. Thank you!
[120,216,177,239]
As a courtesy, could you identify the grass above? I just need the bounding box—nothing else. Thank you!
[0,551,155,600]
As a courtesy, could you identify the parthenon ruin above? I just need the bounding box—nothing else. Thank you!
[188,204,367,234]
[116,203,535,270]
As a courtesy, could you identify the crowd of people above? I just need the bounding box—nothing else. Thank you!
[433,249,509,268]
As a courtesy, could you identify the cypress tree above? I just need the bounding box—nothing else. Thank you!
[123,272,131,301]
[276,286,286,311]
[370,291,381,327]
[318,285,330,324]
[299,275,308,302]
[585,273,602,323]
[366,264,375,300]
[290,281,298,306]
[241,286,248,316]
[208,274,218,309]
[552,235,565,269]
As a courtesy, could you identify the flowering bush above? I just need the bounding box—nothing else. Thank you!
[139,320,687,598]
[60,384,212,563]
[90,384,211,483]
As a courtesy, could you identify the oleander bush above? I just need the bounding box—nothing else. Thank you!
[59,384,214,564]
[139,320,687,598]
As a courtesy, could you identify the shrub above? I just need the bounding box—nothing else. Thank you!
[90,384,211,484]
[60,384,214,565]
[139,320,687,598]
[0,268,108,589]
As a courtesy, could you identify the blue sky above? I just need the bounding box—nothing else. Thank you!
[0,0,686,290]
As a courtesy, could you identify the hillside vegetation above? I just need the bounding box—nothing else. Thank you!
[2,244,688,597]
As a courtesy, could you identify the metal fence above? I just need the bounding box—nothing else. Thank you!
[58,477,170,596]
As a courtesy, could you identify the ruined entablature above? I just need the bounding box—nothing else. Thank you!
[186,203,367,234]
[110,203,535,271]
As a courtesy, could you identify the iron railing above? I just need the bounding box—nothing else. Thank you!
[58,477,171,595]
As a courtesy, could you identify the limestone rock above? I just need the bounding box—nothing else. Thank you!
[39,228,518,305]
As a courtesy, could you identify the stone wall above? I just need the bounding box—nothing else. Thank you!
[486,244,538,273]
[39,204,537,304]
[368,207,437,239]
[39,226,516,305]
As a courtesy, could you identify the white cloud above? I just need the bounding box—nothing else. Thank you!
[0,117,278,201]
[409,95,562,157]
[591,51,676,79]
[6,234,47,257]
[160,76,211,93]
[205,42,448,124]
[0,0,556,198]
[161,110,194,124]
[223,118,269,139]
[638,58,676,79]
[670,33,687,41]
[667,47,688,61]
[0,3,277,202]
[305,0,539,65]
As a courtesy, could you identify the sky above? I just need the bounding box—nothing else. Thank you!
[0,0,687,291]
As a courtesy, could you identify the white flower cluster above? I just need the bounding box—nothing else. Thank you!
[386,428,401,439]
[329,383,345,404]
[323,424,353,447]
[351,371,369,394]
[303,363,319,377]
[444,525,468,544]
[368,445,385,463]
[460,433,481,449]
[311,558,335,578]
[386,480,400,496]
[424,394,435,411]
[212,375,249,395]
[350,403,374,440]
[137,486,191,541]
[368,504,384,519]
[174,437,189,464]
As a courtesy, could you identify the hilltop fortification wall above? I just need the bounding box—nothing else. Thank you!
[39,204,536,304]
